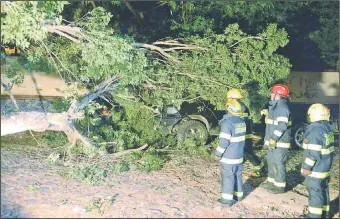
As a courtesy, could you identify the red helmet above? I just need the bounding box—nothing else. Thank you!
[271,84,289,97]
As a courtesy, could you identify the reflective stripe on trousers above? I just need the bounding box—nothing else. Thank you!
[267,177,286,187]
[267,149,288,189]
[264,141,290,148]
[221,157,243,165]
[220,164,243,201]
[305,177,330,218]
[301,169,330,179]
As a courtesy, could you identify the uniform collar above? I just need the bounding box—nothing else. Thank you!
[219,113,232,125]
[269,98,286,106]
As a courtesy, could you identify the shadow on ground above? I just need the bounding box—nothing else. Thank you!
[329,196,339,218]
[242,146,267,199]
[1,196,27,218]
[286,148,305,192]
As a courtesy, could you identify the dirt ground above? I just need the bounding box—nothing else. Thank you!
[1,138,339,219]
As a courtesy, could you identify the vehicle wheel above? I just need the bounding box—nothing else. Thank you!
[176,120,208,145]
[293,124,308,149]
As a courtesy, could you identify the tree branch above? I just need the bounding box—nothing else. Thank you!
[133,43,178,62]
[68,75,122,114]
[46,25,82,43]
[153,41,207,51]
[1,81,19,110]
[109,143,149,158]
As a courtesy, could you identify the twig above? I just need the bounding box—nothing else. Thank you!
[153,41,207,51]
[163,46,206,52]
[39,41,65,81]
[50,50,79,82]
[98,141,116,145]
[229,36,264,48]
[176,72,234,88]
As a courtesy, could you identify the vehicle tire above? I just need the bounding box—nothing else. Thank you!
[293,123,308,149]
[176,120,208,145]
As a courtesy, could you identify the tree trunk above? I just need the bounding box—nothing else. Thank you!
[1,75,120,151]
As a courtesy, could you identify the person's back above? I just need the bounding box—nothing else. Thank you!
[215,99,246,207]
[264,98,292,147]
[262,84,291,194]
[218,114,246,163]
[302,121,335,175]
[300,104,335,218]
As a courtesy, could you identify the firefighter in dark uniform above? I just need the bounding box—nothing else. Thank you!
[226,89,266,177]
[262,84,292,194]
[215,99,246,207]
[300,103,335,218]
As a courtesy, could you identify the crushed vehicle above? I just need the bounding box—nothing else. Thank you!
[154,103,223,144]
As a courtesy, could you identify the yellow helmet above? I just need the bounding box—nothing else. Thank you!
[307,103,330,123]
[225,99,243,117]
[226,89,243,99]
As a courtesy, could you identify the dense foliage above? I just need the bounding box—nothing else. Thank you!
[1,1,338,158]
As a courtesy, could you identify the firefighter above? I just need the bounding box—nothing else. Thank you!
[262,84,292,194]
[300,103,335,218]
[226,89,266,177]
[215,99,246,207]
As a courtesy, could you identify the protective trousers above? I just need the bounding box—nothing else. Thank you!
[305,178,330,218]
[267,148,289,190]
[244,139,264,171]
[220,163,243,201]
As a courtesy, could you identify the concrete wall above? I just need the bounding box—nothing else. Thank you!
[1,63,88,99]
[288,71,339,104]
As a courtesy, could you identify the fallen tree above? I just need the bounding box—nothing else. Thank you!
[1,2,292,156]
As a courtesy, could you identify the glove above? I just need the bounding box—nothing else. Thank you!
[301,168,311,176]
[268,139,276,150]
[261,109,268,116]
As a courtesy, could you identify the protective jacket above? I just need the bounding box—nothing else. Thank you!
[264,99,292,149]
[215,114,246,165]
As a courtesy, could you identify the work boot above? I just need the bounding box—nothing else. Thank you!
[322,212,330,218]
[300,214,318,218]
[267,186,285,194]
[251,169,267,178]
[234,196,243,202]
[260,182,274,190]
[217,198,236,207]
